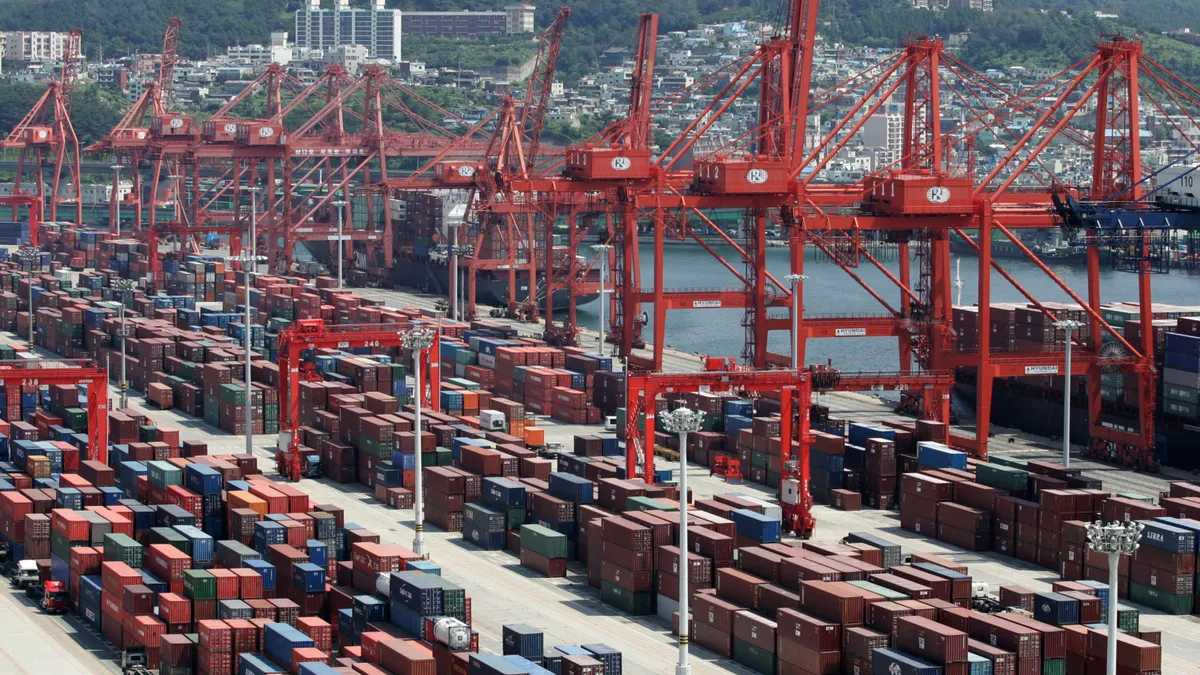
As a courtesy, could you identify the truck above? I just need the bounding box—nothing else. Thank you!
[40,580,67,614]
[10,559,38,589]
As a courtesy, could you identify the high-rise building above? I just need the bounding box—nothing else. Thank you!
[294,0,402,62]
[399,4,536,37]
[948,0,993,10]
[0,31,71,63]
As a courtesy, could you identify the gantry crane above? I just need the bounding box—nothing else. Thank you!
[1,27,83,223]
[0,360,109,464]
[275,320,441,481]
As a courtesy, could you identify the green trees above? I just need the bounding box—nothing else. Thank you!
[0,0,288,59]
[0,84,122,147]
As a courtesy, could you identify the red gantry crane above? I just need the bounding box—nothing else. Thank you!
[275,320,441,481]
[1,28,84,223]
[0,359,109,464]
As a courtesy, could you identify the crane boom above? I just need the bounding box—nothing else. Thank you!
[61,28,83,112]
[520,6,570,168]
[158,18,183,108]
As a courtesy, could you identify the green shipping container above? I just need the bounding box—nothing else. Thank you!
[431,576,466,617]
[140,425,158,442]
[183,569,216,601]
[1041,659,1066,675]
[435,448,453,466]
[751,451,768,470]
[150,527,190,555]
[146,461,182,489]
[103,533,143,567]
[50,531,79,561]
[977,463,1028,492]
[62,408,88,431]
[505,508,526,530]
[219,383,247,404]
[988,455,1029,470]
[1129,582,1193,614]
[520,524,569,559]
[625,496,676,512]
[733,637,776,675]
[359,436,393,457]
[1116,605,1140,631]
[847,580,908,601]
[601,580,654,616]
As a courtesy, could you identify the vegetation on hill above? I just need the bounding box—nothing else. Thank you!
[0,0,289,60]
[0,84,124,146]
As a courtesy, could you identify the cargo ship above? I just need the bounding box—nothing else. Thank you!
[950,301,1200,470]
[386,192,599,311]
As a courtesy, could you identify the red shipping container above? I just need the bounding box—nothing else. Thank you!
[234,567,264,599]
[101,561,143,596]
[51,508,89,541]
[132,615,166,647]
[380,639,436,675]
[297,616,333,653]
[226,619,258,654]
[291,647,328,674]
[209,568,240,600]
[146,543,192,581]
[69,545,102,575]
[159,592,192,624]
[896,616,969,665]
[197,619,233,653]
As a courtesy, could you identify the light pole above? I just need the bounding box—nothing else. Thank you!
[1054,319,1084,467]
[112,279,137,409]
[451,244,474,321]
[592,244,612,354]
[228,252,267,456]
[403,327,437,557]
[111,163,122,236]
[659,406,705,675]
[18,248,40,349]
[333,199,347,289]
[449,226,459,320]
[1086,519,1144,675]
[785,274,809,369]
[248,187,261,274]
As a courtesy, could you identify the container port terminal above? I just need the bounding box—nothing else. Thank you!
[0,3,1198,675]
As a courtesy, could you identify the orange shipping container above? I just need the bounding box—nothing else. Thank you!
[524,427,545,447]
[228,490,269,517]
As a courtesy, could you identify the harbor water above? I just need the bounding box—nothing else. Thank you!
[574,242,1200,371]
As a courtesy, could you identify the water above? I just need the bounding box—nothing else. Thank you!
[574,242,1200,370]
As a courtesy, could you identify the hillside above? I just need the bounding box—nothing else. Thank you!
[0,0,1197,81]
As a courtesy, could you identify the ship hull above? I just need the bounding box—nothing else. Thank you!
[389,258,595,311]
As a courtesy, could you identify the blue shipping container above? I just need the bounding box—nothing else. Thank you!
[263,623,314,668]
[917,441,968,469]
[470,654,528,674]
[238,653,287,675]
[872,648,942,675]
[483,477,526,509]
[582,644,622,675]
[185,464,223,495]
[502,655,555,675]
[1034,592,1081,626]
[293,563,325,593]
[246,559,277,590]
[729,508,781,543]
[549,473,593,504]
[502,623,544,658]
[1139,519,1197,554]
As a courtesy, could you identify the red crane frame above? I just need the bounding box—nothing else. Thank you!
[0,360,109,465]
[275,320,441,480]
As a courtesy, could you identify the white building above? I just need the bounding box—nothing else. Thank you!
[0,31,70,63]
[226,32,293,66]
[505,4,536,35]
[323,44,370,75]
[294,0,402,62]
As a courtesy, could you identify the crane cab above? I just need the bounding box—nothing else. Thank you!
[565,145,652,181]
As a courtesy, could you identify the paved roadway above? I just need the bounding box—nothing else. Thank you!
[0,284,1196,673]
